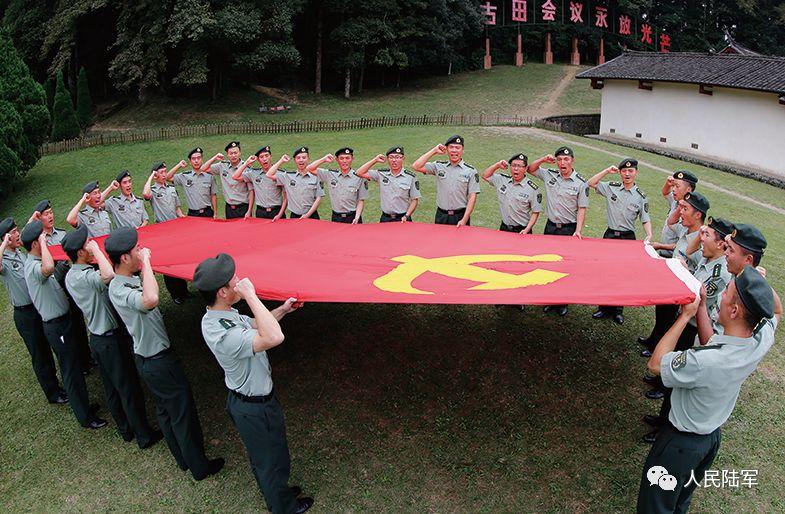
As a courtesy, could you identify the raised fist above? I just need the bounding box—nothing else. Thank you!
[375,154,386,163]
[280,154,291,163]
[323,154,335,163]
[246,155,258,164]
[234,277,256,298]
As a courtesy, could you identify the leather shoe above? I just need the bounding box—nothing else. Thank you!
[543,306,553,313]
[86,418,108,429]
[290,485,302,497]
[295,497,314,514]
[612,314,624,325]
[557,306,568,316]
[194,458,225,481]
[641,349,652,358]
[642,429,659,444]
[592,309,606,319]
[642,374,658,385]
[637,336,652,347]
[643,415,665,427]
[645,389,665,400]
[49,392,69,404]
[173,297,184,305]
[139,430,163,449]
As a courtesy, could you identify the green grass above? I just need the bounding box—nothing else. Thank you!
[96,64,600,130]
[1,126,783,512]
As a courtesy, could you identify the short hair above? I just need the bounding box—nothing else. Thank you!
[687,182,696,192]
[199,288,219,306]
[108,251,125,266]
[740,247,763,267]
[23,239,34,252]
[65,248,80,263]
[731,289,762,330]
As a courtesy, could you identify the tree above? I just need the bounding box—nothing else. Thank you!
[50,73,80,141]
[76,67,92,128]
[0,28,49,198]
[44,76,55,112]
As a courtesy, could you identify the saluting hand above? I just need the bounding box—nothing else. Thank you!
[434,144,447,154]
[179,160,187,168]
[110,180,120,191]
[84,240,101,254]
[2,233,11,246]
[246,155,258,164]
[81,193,90,204]
[279,154,290,164]
[605,166,619,174]
[233,277,256,299]
[497,160,508,169]
[375,154,386,163]
[215,153,225,160]
[138,247,151,263]
[544,154,556,164]
[323,154,335,163]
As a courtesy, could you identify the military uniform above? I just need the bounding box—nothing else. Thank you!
[487,173,542,232]
[21,223,93,426]
[0,222,62,402]
[105,194,148,229]
[315,168,368,223]
[106,228,214,478]
[173,171,217,217]
[423,159,481,225]
[659,171,699,258]
[77,205,112,237]
[638,267,777,513]
[209,159,251,219]
[532,167,589,235]
[243,167,286,220]
[275,170,324,219]
[367,168,421,222]
[64,230,156,446]
[146,180,189,301]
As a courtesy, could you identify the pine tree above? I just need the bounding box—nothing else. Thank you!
[76,67,92,128]
[44,76,55,112]
[50,73,80,141]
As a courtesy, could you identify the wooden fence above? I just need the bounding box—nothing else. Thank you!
[38,114,543,156]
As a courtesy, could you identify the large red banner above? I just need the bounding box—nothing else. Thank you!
[52,218,698,306]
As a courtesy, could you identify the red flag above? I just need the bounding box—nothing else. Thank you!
[51,218,698,306]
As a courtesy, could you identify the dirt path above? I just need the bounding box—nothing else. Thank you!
[482,126,785,216]
[536,67,578,118]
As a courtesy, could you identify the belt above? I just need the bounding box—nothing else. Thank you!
[13,303,35,311]
[231,388,274,403]
[137,348,171,360]
[549,220,576,229]
[384,212,406,218]
[259,205,281,212]
[437,207,466,216]
[608,228,635,237]
[190,208,210,213]
[667,421,711,437]
[333,210,356,218]
[93,329,117,337]
[43,312,69,324]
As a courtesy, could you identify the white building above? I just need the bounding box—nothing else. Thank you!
[577,51,785,179]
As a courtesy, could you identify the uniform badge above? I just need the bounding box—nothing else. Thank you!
[500,185,507,193]
[88,217,95,224]
[537,193,542,203]
[706,281,718,297]
[255,178,262,183]
[584,186,590,196]
[548,178,557,186]
[364,182,369,190]
[644,202,649,213]
[414,180,420,190]
[382,177,389,184]
[290,180,296,187]
[610,194,617,202]
[474,174,479,183]
[12,262,20,271]
[330,180,338,187]
[671,351,687,370]
[219,318,237,330]
[118,205,126,212]
[186,180,193,187]
[437,172,445,178]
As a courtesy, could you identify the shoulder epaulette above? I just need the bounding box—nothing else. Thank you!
[463,163,476,170]
[328,169,339,173]
[609,181,622,187]
[575,173,587,182]
[527,179,539,190]
[79,208,88,214]
[436,161,448,164]
[636,187,647,199]
[403,170,415,177]
[712,264,722,278]
[221,160,230,164]
[546,168,559,173]
[499,173,511,179]
[693,344,725,351]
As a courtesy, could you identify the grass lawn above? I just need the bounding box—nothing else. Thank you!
[95,64,600,130]
[1,126,782,512]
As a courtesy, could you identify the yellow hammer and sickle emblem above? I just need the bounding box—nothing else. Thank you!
[373,254,568,295]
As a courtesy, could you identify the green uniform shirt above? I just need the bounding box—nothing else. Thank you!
[173,170,216,210]
[367,168,421,214]
[1,249,33,307]
[147,183,181,222]
[108,274,170,357]
[532,167,590,224]
[242,167,283,208]
[423,160,481,210]
[275,170,324,216]
[77,205,112,237]
[105,194,148,229]
[209,161,251,205]
[201,308,273,396]
[23,255,69,322]
[595,181,650,232]
[673,227,701,272]
[65,264,118,335]
[661,317,779,434]
[660,192,681,245]
[315,168,369,213]
[686,255,732,328]
[487,174,542,227]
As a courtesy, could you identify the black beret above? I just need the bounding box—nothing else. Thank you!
[61,224,88,254]
[188,147,203,158]
[151,161,166,172]
[706,217,734,239]
[683,191,709,214]
[735,265,774,322]
[33,199,51,214]
[20,220,43,246]
[618,158,638,170]
[293,146,308,157]
[116,170,131,183]
[730,223,767,254]
[508,153,528,164]
[83,181,100,194]
[673,170,698,185]
[225,141,240,152]
[193,253,236,292]
[445,135,464,146]
[0,217,16,238]
[104,227,138,257]
[386,146,404,156]
[255,146,271,157]
[555,146,574,157]
[335,147,353,156]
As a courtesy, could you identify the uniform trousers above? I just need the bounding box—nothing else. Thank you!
[42,313,92,425]
[598,228,637,316]
[256,206,286,220]
[227,391,298,514]
[13,305,61,401]
[90,331,155,446]
[226,202,249,219]
[134,350,211,479]
[435,207,468,225]
[637,423,721,514]
[543,219,577,309]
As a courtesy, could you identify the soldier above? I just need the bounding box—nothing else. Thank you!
[724,224,767,277]
[143,161,190,304]
[481,153,542,234]
[587,158,653,325]
[29,199,67,245]
[232,146,287,220]
[355,146,421,222]
[650,171,698,258]
[103,170,149,229]
[266,147,324,219]
[202,141,254,219]
[307,147,368,224]
[66,181,114,237]
[527,146,590,317]
[105,227,223,479]
[638,266,779,513]
[62,225,161,448]
[168,148,218,218]
[194,254,314,514]
[1,218,65,404]
[412,135,480,226]
[20,220,106,429]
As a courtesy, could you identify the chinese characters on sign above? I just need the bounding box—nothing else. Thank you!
[542,0,557,21]
[569,2,584,23]
[481,1,497,25]
[686,469,759,489]
[511,0,527,22]
[640,23,653,44]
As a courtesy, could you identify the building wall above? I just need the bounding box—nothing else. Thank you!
[598,81,785,177]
